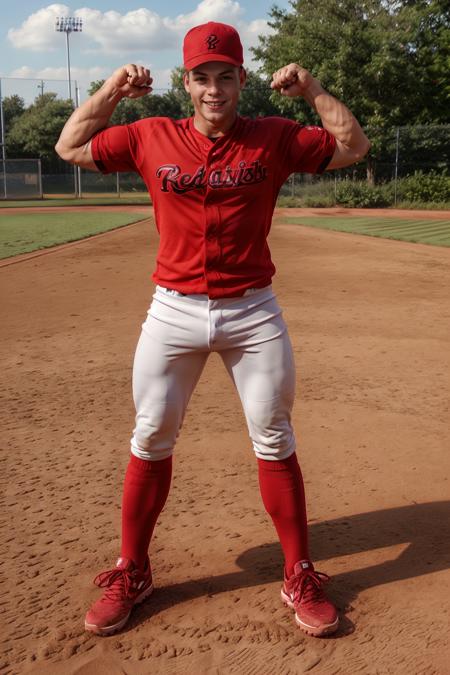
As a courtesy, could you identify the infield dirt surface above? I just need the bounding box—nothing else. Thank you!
[2,208,449,674]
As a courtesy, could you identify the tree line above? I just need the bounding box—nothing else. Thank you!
[2,0,448,178]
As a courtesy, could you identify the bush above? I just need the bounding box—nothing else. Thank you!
[276,196,303,207]
[277,172,450,209]
[396,171,450,203]
[335,181,390,207]
[303,194,336,207]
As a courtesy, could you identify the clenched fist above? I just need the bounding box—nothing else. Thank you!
[108,64,153,99]
[270,64,316,98]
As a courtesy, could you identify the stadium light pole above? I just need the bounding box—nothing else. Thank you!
[55,16,82,103]
[55,16,83,197]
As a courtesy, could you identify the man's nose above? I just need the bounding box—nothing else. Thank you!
[207,80,221,94]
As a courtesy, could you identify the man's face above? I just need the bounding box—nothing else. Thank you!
[183,62,246,132]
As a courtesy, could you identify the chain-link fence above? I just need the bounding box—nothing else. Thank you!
[0,75,76,107]
[370,125,450,180]
[46,124,450,201]
[37,170,146,196]
[280,125,450,206]
[0,159,42,199]
[1,75,448,202]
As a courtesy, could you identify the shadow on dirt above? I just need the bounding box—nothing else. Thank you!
[130,501,450,633]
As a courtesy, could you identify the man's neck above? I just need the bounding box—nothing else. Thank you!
[193,112,237,138]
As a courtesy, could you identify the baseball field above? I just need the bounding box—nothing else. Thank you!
[1,205,449,674]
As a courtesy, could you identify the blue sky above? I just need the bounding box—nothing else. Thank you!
[1,1,291,103]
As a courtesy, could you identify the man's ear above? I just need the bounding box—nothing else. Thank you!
[239,66,247,89]
[183,70,190,93]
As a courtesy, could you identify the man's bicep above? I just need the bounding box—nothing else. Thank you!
[325,138,365,170]
[74,140,99,171]
[55,138,100,171]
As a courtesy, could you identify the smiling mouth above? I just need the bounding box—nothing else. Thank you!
[203,101,226,109]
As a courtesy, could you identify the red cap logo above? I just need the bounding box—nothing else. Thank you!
[183,22,243,71]
[206,34,219,50]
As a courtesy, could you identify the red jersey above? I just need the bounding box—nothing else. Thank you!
[92,115,335,298]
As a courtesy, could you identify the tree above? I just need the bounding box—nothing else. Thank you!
[2,94,25,127]
[169,66,194,117]
[6,93,73,170]
[252,0,450,180]
[136,91,184,119]
[1,95,26,158]
[404,0,450,124]
[238,70,281,118]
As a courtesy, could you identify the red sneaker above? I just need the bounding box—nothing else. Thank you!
[281,560,339,637]
[84,556,153,636]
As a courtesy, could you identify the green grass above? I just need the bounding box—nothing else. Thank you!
[283,216,450,247]
[0,194,151,208]
[0,211,149,258]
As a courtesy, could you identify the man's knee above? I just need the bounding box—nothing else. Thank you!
[244,397,296,461]
[131,403,180,461]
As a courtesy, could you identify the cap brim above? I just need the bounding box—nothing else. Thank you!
[184,54,242,71]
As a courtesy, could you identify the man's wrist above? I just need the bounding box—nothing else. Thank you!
[100,79,124,104]
[302,78,325,109]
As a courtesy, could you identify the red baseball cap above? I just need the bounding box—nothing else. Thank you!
[183,22,244,71]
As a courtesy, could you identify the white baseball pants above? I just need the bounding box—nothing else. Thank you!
[130,285,297,462]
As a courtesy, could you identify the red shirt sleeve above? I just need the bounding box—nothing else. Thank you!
[91,125,138,174]
[282,120,336,174]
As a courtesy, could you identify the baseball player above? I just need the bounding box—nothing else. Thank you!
[56,21,369,638]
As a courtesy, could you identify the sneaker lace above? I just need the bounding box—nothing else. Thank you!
[290,569,330,606]
[93,568,134,602]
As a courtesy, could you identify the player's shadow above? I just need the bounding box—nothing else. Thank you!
[129,500,450,634]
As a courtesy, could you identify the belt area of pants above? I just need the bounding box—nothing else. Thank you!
[158,285,270,299]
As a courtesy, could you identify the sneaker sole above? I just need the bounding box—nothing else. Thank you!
[84,583,154,636]
[280,588,339,637]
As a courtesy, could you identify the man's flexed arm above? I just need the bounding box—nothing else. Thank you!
[271,64,370,170]
[55,64,152,170]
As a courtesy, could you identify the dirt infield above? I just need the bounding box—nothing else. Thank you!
[1,213,449,674]
[2,205,449,219]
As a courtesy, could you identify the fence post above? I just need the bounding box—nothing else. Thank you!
[394,127,400,207]
[75,83,82,198]
[73,165,78,198]
[291,173,295,197]
[38,159,43,199]
[0,78,7,199]
[116,172,120,197]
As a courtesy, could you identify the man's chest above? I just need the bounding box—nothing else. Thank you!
[142,134,274,198]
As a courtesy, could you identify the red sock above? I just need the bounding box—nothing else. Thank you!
[257,453,309,577]
[120,454,172,570]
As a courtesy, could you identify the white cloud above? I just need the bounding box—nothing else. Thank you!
[150,68,173,92]
[173,0,244,30]
[9,65,106,81]
[78,7,174,52]
[7,4,70,51]
[8,1,272,64]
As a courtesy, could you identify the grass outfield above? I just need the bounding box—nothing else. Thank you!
[0,211,148,259]
[0,194,150,208]
[283,215,450,247]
